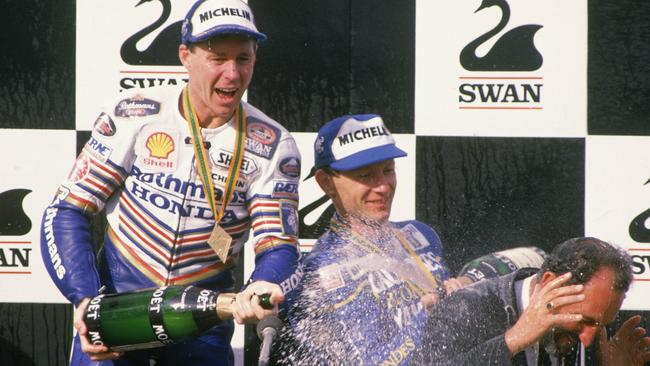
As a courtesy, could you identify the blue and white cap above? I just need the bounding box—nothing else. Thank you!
[313,114,407,172]
[181,0,267,44]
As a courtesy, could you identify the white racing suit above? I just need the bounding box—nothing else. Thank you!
[40,84,301,365]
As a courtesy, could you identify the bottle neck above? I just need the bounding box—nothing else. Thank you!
[216,292,236,321]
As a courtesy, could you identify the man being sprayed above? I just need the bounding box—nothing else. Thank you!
[413,237,650,365]
[39,0,301,365]
[275,114,452,365]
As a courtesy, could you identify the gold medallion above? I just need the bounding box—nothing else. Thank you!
[207,224,232,263]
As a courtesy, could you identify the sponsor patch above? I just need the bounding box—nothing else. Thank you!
[280,200,299,236]
[401,224,430,250]
[84,136,112,162]
[272,180,299,199]
[278,157,301,178]
[93,113,116,136]
[247,120,277,145]
[211,171,248,191]
[245,117,281,159]
[210,149,259,176]
[319,264,345,292]
[114,95,161,117]
[68,152,90,183]
[142,131,178,171]
[184,136,211,149]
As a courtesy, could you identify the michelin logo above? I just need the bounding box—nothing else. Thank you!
[337,126,388,146]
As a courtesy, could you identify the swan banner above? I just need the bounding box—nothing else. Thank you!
[585,136,650,310]
[76,0,194,130]
[415,0,587,137]
[0,130,74,303]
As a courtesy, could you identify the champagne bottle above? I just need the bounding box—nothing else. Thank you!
[84,285,272,351]
[458,246,547,283]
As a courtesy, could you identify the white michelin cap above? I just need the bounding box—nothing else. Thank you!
[181,0,267,44]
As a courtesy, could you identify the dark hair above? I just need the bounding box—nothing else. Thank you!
[321,166,339,176]
[538,237,633,292]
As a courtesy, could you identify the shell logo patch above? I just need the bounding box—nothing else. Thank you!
[146,132,175,159]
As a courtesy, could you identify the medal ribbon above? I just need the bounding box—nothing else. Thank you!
[182,86,246,225]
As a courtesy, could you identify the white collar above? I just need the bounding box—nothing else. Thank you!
[515,275,539,366]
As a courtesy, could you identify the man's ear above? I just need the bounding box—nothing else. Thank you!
[315,169,336,198]
[179,44,191,68]
[539,271,558,287]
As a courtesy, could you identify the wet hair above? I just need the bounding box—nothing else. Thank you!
[538,237,633,292]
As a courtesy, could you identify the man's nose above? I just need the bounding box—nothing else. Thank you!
[223,61,239,80]
[372,174,390,192]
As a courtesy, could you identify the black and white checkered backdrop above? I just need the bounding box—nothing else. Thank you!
[1,0,650,365]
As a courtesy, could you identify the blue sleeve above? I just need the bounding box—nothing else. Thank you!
[250,244,300,285]
[40,189,102,306]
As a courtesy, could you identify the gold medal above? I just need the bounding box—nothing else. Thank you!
[207,224,232,263]
[182,86,246,265]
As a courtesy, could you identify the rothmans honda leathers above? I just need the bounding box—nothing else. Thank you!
[281,215,450,366]
[40,84,301,306]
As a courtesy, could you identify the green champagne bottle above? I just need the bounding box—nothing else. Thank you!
[458,246,547,283]
[84,285,272,351]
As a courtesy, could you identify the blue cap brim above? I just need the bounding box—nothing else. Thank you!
[184,25,267,44]
[330,144,407,171]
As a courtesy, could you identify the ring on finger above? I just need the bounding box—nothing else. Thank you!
[546,302,554,311]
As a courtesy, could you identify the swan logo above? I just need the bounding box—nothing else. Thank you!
[460,0,543,72]
[117,0,190,92]
[0,189,32,236]
[629,177,650,243]
[298,177,336,240]
[120,0,183,66]
[457,0,544,109]
[244,119,281,159]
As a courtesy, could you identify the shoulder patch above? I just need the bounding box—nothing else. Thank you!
[140,130,179,171]
[114,95,161,117]
[400,223,430,251]
[93,113,116,136]
[273,180,299,199]
[84,136,112,162]
[319,264,346,292]
[279,156,301,178]
[245,117,281,159]
[280,199,299,236]
[67,152,90,183]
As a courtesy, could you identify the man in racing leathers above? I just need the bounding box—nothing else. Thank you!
[39,0,300,365]
[276,114,451,365]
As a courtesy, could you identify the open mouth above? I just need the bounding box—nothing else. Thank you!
[215,87,238,98]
